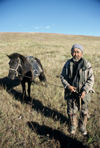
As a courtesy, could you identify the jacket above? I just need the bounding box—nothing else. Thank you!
[60,58,94,94]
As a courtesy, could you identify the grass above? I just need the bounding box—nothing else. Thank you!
[0,32,100,148]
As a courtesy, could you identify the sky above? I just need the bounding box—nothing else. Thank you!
[0,0,100,36]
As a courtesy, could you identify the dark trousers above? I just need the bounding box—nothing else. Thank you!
[65,92,90,115]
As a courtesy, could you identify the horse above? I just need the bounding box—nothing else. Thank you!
[7,53,47,98]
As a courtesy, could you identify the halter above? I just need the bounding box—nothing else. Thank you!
[9,58,22,75]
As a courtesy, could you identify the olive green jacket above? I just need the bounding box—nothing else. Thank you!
[60,58,94,94]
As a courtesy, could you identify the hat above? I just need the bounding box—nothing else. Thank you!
[71,44,83,53]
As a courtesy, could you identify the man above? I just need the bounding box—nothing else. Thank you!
[60,44,94,135]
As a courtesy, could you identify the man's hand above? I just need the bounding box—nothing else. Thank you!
[68,85,77,92]
[79,91,85,98]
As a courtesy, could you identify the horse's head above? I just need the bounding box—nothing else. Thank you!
[7,54,22,80]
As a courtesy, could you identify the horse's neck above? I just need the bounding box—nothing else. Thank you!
[21,60,33,76]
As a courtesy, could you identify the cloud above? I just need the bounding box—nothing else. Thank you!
[39,26,43,28]
[19,24,22,27]
[46,26,50,29]
[34,26,43,29]
[33,25,52,29]
[35,27,38,29]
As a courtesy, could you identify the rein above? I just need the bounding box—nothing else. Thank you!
[9,58,64,88]
[9,65,64,87]
[47,82,63,88]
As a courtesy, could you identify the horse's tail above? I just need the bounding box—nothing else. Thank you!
[35,58,47,87]
[39,71,47,87]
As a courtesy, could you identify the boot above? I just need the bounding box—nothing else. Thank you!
[69,114,77,134]
[80,113,87,135]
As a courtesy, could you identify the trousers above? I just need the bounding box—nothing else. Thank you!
[65,92,91,115]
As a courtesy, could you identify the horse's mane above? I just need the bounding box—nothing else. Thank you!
[8,53,27,63]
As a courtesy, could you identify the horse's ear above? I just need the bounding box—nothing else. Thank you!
[6,53,15,59]
[7,54,10,59]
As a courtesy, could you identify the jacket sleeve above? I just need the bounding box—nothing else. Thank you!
[60,60,70,89]
[82,61,94,93]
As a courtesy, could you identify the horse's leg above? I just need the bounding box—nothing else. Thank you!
[28,81,31,98]
[21,81,26,98]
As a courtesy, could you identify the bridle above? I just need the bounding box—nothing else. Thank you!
[9,58,22,75]
[9,58,32,79]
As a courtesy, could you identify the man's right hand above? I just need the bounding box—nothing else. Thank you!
[68,85,77,92]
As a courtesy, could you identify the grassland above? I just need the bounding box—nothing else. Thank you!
[0,32,100,148]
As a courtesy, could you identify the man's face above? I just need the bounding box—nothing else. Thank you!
[71,48,83,61]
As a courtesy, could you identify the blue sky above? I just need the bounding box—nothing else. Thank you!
[0,0,100,36]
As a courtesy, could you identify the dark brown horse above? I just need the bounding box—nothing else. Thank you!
[7,53,47,98]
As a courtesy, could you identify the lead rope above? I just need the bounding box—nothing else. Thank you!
[9,65,65,87]
[76,91,82,121]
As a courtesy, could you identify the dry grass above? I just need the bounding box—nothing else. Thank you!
[0,32,100,148]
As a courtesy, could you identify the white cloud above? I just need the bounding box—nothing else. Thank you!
[33,25,51,29]
[35,27,38,29]
[39,26,43,28]
[34,26,43,29]
[19,24,22,27]
[46,26,50,29]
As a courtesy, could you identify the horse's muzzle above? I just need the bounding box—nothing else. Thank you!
[8,72,16,80]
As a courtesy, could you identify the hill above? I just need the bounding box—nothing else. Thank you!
[0,32,100,148]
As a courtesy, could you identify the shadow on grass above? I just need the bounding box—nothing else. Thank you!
[0,77,89,148]
[0,76,20,90]
[27,121,88,148]
[0,76,68,124]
